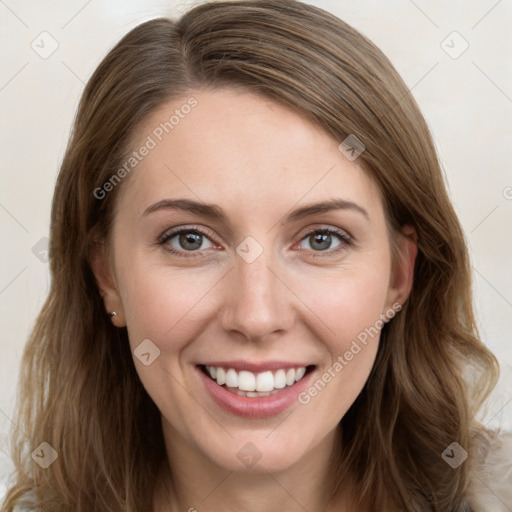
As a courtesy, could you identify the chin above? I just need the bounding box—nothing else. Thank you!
[207,443,307,474]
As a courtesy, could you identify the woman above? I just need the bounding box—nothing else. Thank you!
[2,0,511,510]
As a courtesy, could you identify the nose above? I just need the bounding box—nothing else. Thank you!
[220,248,295,343]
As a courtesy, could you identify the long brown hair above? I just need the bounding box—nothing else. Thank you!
[2,1,499,510]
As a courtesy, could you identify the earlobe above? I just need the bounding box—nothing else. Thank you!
[387,224,418,308]
[89,243,126,327]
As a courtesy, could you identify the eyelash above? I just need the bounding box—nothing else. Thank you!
[157,225,352,259]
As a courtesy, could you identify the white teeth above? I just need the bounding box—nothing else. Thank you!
[256,371,274,392]
[204,365,309,395]
[234,389,279,397]
[295,367,306,381]
[216,367,226,385]
[225,369,238,388]
[238,371,256,391]
[274,369,287,389]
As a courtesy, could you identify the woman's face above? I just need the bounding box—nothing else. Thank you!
[94,88,415,474]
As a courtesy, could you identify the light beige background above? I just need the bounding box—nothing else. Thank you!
[1,0,511,494]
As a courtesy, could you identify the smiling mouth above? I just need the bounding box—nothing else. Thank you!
[199,364,316,397]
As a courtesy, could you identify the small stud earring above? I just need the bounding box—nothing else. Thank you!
[108,312,117,318]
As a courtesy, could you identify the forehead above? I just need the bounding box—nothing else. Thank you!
[116,88,382,220]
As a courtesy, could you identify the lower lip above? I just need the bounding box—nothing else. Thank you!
[197,366,314,419]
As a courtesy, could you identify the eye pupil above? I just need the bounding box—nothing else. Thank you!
[164,227,346,257]
[179,232,202,251]
[310,232,331,251]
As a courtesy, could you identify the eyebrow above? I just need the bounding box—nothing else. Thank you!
[142,198,369,223]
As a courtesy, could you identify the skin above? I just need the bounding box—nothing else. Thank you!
[92,88,417,511]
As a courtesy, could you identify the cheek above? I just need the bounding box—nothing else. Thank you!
[330,277,388,350]
[116,264,219,418]
[293,260,390,413]
[294,257,390,348]
[117,261,220,351]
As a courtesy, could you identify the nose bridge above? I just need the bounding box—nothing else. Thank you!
[220,243,293,341]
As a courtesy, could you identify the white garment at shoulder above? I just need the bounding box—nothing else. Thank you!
[466,429,512,511]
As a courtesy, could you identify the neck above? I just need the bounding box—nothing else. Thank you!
[153,421,366,512]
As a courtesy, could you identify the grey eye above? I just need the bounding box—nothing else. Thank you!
[166,230,214,252]
[299,231,343,252]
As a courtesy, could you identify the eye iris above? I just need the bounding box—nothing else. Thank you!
[170,230,340,253]
[179,232,202,251]
[310,232,331,251]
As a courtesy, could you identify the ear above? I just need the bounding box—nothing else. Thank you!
[385,224,418,311]
[89,242,126,327]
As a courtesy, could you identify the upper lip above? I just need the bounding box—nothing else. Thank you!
[198,360,314,372]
